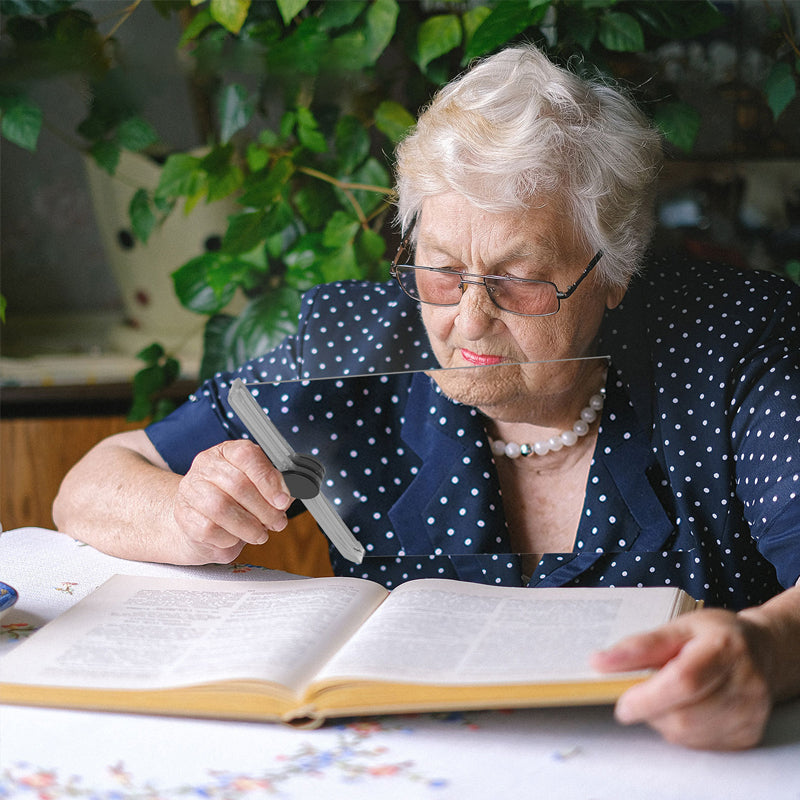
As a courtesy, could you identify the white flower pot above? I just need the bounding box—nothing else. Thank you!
[84,150,241,371]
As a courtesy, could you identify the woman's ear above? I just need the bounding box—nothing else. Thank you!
[605,282,628,310]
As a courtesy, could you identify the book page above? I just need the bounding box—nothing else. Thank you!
[316,580,685,685]
[0,575,387,694]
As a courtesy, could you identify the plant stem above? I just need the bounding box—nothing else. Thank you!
[295,165,395,196]
[102,0,145,42]
[295,165,396,229]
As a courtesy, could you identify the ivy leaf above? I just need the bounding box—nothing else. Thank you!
[135,342,165,366]
[115,116,159,151]
[653,101,701,153]
[296,105,327,153]
[462,5,492,46]
[89,139,121,175]
[318,1,366,31]
[293,182,338,229]
[266,15,326,76]
[238,157,294,208]
[374,100,415,144]
[128,348,180,422]
[319,241,361,282]
[417,14,462,71]
[129,188,156,243]
[0,95,42,152]
[356,227,387,278]
[221,210,270,256]
[223,202,294,254]
[462,1,547,64]
[218,83,255,144]
[335,114,370,174]
[178,6,215,45]
[246,141,270,172]
[323,211,360,248]
[209,0,251,34]
[221,289,302,370]
[345,156,390,216]
[275,0,309,26]
[327,0,397,70]
[200,145,244,202]
[152,397,177,423]
[200,313,236,379]
[598,11,645,52]
[764,62,796,121]
[632,1,724,41]
[284,232,326,290]
[362,0,398,64]
[172,253,238,314]
[155,153,204,200]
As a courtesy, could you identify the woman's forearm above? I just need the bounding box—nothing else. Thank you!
[53,431,291,566]
[52,430,184,563]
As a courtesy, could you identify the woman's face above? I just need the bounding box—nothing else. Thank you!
[416,193,626,423]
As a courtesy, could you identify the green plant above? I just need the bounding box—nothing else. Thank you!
[2,0,797,420]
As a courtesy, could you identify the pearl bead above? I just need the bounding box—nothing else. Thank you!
[488,372,606,459]
[504,442,521,458]
[560,430,578,446]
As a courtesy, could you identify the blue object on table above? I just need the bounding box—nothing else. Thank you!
[0,581,18,619]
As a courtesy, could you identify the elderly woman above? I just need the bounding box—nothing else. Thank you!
[54,45,800,750]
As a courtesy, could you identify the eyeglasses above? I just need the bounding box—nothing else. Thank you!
[390,237,603,317]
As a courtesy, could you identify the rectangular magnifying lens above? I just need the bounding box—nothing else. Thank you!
[228,356,676,564]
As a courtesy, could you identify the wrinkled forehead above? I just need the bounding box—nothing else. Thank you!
[414,193,581,262]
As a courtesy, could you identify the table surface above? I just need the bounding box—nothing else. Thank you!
[2,527,799,800]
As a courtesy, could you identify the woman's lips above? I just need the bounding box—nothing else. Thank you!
[460,348,506,366]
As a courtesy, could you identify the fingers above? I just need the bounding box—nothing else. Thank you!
[592,610,772,750]
[173,440,294,559]
[591,626,688,673]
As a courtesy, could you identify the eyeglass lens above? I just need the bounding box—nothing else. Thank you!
[395,267,560,316]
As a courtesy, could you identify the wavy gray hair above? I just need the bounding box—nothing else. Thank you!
[394,45,664,287]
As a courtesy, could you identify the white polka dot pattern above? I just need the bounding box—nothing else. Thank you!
[147,260,800,609]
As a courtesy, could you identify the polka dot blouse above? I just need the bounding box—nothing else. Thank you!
[146,256,800,610]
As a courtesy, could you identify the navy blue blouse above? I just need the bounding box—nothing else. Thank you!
[146,256,800,609]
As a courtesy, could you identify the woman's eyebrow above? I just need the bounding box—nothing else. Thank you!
[492,237,563,268]
[415,231,565,270]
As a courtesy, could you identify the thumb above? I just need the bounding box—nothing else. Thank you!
[591,623,692,673]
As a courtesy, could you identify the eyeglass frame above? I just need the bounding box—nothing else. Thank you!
[390,235,604,318]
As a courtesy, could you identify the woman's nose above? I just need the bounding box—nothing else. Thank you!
[454,281,500,339]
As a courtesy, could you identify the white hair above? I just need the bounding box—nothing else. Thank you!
[395,44,664,286]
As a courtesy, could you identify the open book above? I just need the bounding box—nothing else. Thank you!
[0,575,699,726]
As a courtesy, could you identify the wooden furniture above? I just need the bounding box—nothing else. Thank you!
[1,384,332,576]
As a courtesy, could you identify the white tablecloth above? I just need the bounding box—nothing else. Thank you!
[2,527,799,799]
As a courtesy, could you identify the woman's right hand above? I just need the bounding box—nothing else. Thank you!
[172,439,293,564]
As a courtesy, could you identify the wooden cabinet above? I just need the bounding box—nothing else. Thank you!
[1,388,332,576]
[1,414,141,530]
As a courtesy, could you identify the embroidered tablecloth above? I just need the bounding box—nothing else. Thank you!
[2,527,799,799]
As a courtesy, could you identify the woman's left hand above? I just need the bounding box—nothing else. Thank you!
[591,607,775,750]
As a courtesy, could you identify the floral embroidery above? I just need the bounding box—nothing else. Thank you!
[0,622,38,641]
[55,582,78,595]
[0,719,451,797]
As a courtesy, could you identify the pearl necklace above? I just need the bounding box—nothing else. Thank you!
[489,384,606,459]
